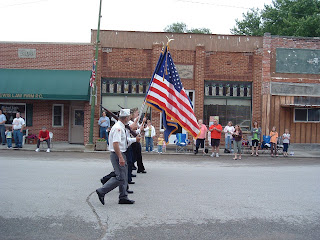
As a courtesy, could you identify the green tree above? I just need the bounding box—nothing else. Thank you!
[164,22,212,34]
[188,28,212,34]
[231,8,264,36]
[231,0,320,37]
[164,22,188,33]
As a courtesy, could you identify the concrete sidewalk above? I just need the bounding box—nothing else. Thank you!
[0,141,319,158]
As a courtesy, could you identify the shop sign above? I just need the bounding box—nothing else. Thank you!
[0,93,43,99]
[18,49,36,58]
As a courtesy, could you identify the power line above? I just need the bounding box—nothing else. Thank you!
[175,0,320,17]
[0,0,49,8]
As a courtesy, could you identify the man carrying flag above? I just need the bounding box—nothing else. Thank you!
[145,45,199,142]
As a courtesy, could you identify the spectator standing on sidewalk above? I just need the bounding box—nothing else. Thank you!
[209,118,223,158]
[232,125,243,160]
[5,127,12,149]
[270,126,279,157]
[98,111,110,144]
[12,112,25,149]
[0,109,7,145]
[194,119,208,155]
[251,121,261,156]
[144,119,156,152]
[282,129,290,157]
[157,133,165,154]
[223,121,234,153]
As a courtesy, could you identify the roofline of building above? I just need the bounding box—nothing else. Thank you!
[91,29,264,52]
[0,41,93,45]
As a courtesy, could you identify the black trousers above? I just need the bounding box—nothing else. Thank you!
[132,142,145,172]
[37,139,50,148]
[126,145,134,182]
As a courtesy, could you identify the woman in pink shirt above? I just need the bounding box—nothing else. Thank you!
[194,119,208,155]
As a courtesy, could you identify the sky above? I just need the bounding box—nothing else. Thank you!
[0,0,273,43]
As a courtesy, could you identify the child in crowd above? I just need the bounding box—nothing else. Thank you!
[5,127,12,149]
[251,121,261,156]
[157,133,164,154]
[270,126,278,157]
[282,129,290,157]
[232,125,242,160]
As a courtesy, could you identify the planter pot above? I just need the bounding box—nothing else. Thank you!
[95,141,107,151]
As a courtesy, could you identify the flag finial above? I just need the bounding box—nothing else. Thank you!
[166,36,174,47]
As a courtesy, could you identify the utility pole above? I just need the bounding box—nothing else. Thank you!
[87,0,102,148]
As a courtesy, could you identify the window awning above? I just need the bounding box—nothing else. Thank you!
[0,69,91,101]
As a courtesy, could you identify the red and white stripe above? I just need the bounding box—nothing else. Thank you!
[146,74,199,138]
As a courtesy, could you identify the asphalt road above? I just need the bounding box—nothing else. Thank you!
[0,151,319,240]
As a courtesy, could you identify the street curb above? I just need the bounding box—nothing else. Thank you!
[1,148,318,158]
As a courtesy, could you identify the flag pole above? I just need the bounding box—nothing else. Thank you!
[138,38,173,121]
[88,0,102,146]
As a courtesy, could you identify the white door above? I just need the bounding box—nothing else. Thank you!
[70,107,84,144]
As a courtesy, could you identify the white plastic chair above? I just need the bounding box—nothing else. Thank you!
[49,132,53,148]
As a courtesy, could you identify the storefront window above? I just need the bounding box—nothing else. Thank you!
[0,103,26,124]
[204,99,251,130]
[295,108,320,122]
[53,104,64,127]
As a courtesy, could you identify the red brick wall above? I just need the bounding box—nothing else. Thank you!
[2,99,70,141]
[0,42,93,70]
[1,42,94,144]
[102,48,152,78]
[205,52,252,80]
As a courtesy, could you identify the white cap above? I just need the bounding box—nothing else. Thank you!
[119,109,130,117]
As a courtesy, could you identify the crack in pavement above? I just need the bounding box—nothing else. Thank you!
[86,191,108,240]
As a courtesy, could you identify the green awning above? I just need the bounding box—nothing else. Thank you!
[0,69,91,101]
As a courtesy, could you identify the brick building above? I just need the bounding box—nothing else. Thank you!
[0,42,93,144]
[261,33,320,143]
[90,30,319,144]
[1,31,319,145]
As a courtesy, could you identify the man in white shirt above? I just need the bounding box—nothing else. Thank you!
[0,109,7,145]
[96,109,141,205]
[12,112,25,148]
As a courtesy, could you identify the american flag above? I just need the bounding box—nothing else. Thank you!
[145,47,199,141]
[89,59,96,88]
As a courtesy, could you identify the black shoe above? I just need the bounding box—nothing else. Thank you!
[127,190,134,194]
[132,165,137,170]
[13,146,19,148]
[96,190,105,205]
[131,174,136,177]
[128,181,135,184]
[100,178,106,185]
[137,170,147,173]
[118,198,135,204]
[1,143,5,145]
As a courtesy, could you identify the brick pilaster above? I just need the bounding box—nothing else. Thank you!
[195,45,205,121]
